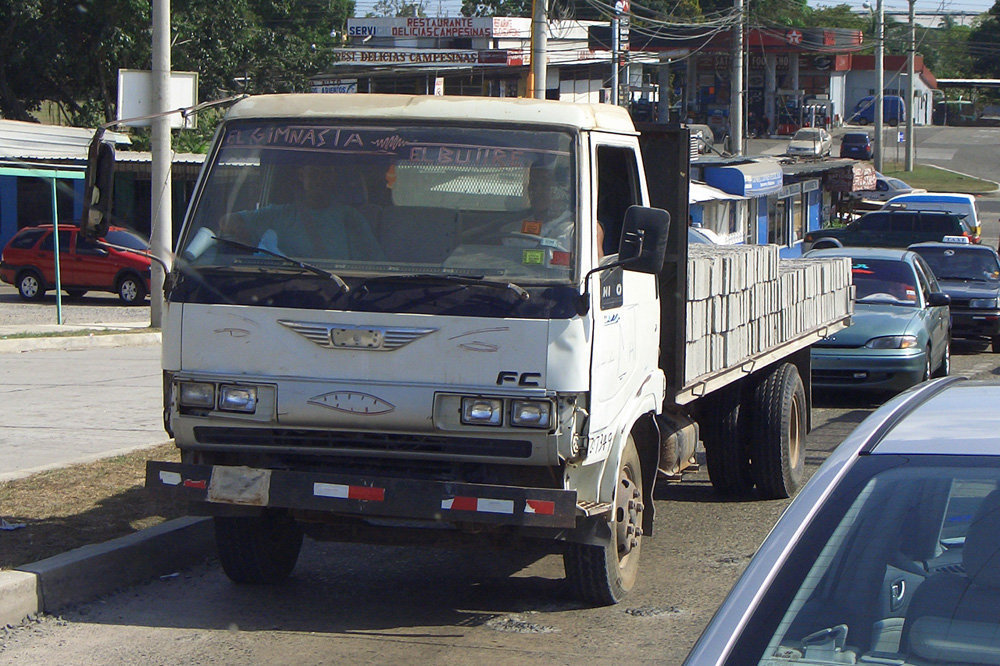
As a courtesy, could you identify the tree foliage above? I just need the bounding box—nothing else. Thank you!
[0,0,354,127]
[969,1,1000,77]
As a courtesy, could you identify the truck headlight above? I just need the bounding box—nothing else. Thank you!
[218,385,258,413]
[178,381,215,408]
[461,397,503,426]
[510,400,552,428]
[865,335,918,349]
[970,298,999,309]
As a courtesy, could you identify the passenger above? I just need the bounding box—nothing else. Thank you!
[220,163,383,261]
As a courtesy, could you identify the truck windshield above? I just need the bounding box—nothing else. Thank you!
[179,121,576,285]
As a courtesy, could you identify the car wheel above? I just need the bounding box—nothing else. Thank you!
[992,335,1000,353]
[118,275,147,305]
[750,363,806,500]
[702,387,754,496]
[214,509,303,584]
[857,118,869,126]
[564,435,643,606]
[921,350,932,383]
[933,337,951,378]
[17,271,45,301]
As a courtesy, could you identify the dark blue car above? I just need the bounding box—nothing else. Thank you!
[839,131,872,159]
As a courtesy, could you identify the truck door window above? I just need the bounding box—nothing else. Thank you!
[595,145,641,258]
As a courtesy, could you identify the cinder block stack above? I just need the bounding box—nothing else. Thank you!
[684,245,852,383]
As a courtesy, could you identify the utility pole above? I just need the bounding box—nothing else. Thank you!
[905,0,916,171]
[151,0,172,328]
[874,0,885,172]
[530,0,548,99]
[729,0,744,155]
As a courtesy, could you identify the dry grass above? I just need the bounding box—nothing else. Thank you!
[0,442,187,569]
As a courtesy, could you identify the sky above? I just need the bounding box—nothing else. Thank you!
[349,0,996,19]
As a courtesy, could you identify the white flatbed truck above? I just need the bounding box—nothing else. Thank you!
[83,94,851,605]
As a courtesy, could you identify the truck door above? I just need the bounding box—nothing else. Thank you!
[587,140,660,459]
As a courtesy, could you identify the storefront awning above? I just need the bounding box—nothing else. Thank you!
[703,161,783,197]
[689,181,746,203]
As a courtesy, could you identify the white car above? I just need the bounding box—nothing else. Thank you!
[852,172,926,202]
[785,128,832,157]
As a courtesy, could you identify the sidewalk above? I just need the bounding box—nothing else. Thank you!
[0,323,213,629]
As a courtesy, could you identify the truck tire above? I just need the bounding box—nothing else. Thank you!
[702,387,754,496]
[750,363,806,500]
[564,435,643,606]
[214,509,303,584]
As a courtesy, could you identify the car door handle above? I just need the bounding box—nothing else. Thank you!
[890,578,906,612]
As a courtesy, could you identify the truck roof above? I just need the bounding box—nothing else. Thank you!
[224,94,638,134]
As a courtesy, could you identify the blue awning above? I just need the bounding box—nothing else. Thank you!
[704,161,783,197]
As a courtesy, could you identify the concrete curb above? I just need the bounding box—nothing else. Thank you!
[0,516,213,627]
[0,331,161,354]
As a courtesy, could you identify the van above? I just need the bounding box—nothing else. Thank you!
[849,95,905,127]
[882,192,981,241]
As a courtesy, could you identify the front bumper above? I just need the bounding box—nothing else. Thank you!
[951,310,1000,340]
[811,347,926,392]
[147,461,578,529]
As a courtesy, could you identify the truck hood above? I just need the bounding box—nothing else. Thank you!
[175,303,553,389]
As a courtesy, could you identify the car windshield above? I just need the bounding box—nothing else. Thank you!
[914,248,1000,281]
[852,258,919,305]
[739,457,1000,666]
[105,229,149,251]
[179,121,576,284]
[794,130,822,140]
[843,135,868,144]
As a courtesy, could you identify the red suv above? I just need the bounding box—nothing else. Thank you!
[1,225,151,304]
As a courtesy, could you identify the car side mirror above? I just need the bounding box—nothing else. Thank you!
[616,205,671,275]
[80,131,115,240]
[927,292,950,307]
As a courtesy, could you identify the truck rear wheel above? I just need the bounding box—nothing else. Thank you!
[750,363,806,499]
[702,387,754,495]
[214,509,303,584]
[564,435,643,606]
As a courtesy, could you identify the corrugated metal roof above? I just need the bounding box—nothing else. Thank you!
[0,119,130,160]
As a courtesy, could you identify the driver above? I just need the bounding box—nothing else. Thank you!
[220,163,384,261]
[501,164,575,253]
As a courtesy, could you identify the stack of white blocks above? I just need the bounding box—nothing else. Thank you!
[684,244,852,383]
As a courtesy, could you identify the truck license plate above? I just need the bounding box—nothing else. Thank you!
[207,466,271,506]
[331,328,383,349]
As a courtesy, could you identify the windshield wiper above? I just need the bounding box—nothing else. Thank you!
[213,236,349,294]
[358,273,529,301]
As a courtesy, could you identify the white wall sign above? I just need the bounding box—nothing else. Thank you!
[117,69,198,129]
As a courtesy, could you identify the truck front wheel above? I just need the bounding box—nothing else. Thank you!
[750,363,806,499]
[214,509,303,584]
[564,435,643,606]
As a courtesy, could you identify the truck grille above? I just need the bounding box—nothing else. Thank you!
[193,427,533,458]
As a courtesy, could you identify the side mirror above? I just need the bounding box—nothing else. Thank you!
[80,131,115,240]
[927,292,950,307]
[617,205,670,275]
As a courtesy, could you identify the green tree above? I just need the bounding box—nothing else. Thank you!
[371,0,427,16]
[969,2,1000,77]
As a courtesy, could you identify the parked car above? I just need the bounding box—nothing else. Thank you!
[909,241,1000,352]
[806,247,950,393]
[785,128,832,157]
[802,210,978,252]
[883,192,982,241]
[685,376,1000,665]
[838,131,873,159]
[0,225,151,304]
[689,226,720,244]
[848,94,906,126]
[851,172,925,202]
